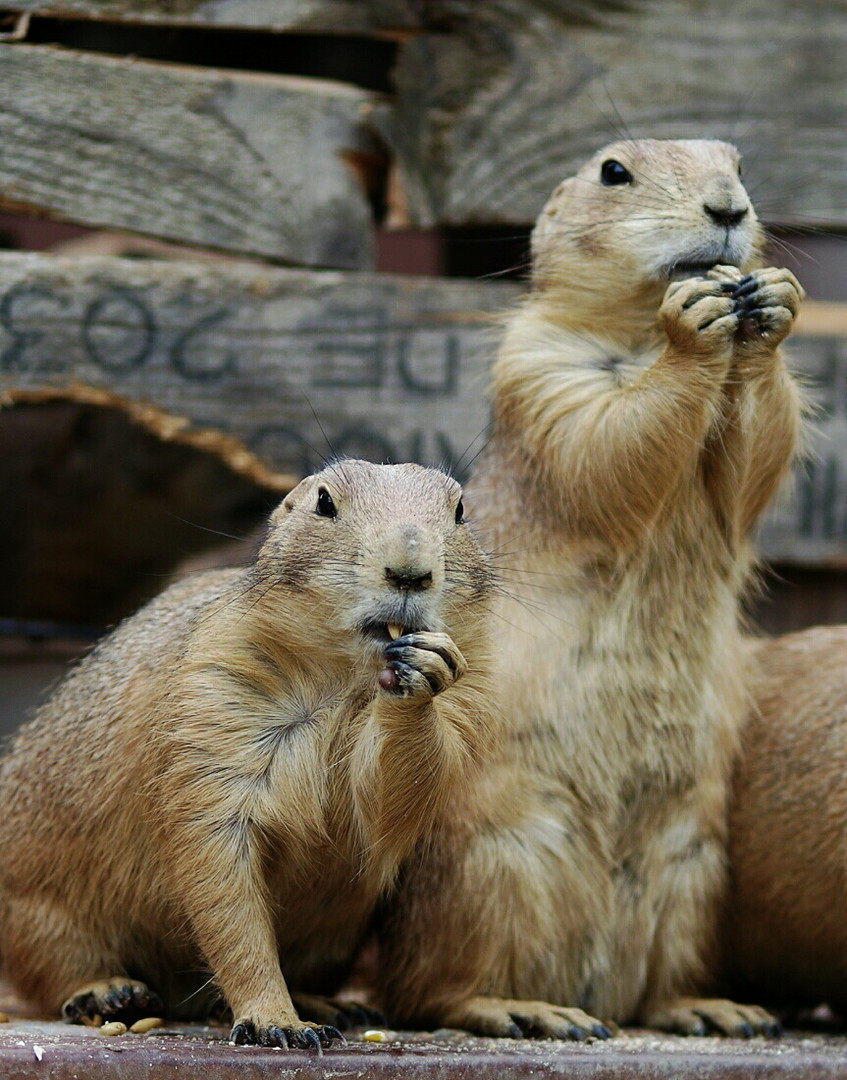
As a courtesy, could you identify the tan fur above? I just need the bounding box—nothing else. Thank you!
[0,459,495,1048]
[724,626,847,1012]
[377,140,804,1038]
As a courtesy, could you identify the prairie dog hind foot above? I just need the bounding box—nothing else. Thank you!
[290,992,386,1031]
[441,995,614,1041]
[644,996,782,1038]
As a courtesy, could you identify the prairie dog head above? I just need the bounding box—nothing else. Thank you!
[531,139,762,293]
[257,459,491,658]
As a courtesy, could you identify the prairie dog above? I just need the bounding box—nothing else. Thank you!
[725,626,847,1012]
[0,459,494,1050]
[378,140,804,1039]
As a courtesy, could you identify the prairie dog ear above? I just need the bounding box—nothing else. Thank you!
[531,176,576,260]
[273,477,313,521]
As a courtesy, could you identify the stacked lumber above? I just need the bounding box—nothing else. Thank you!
[0,0,845,631]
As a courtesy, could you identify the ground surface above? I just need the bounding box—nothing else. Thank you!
[2,985,847,1079]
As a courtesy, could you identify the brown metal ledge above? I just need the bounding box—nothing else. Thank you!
[2,1014,847,1079]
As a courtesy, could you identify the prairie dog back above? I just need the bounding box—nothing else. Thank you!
[725,627,847,1013]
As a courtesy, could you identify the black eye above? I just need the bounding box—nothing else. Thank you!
[455,499,465,525]
[737,160,743,179]
[600,159,633,186]
[316,487,337,518]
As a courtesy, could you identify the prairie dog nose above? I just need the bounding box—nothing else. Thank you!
[383,524,436,592]
[703,201,748,228]
[385,565,433,592]
[702,178,749,228]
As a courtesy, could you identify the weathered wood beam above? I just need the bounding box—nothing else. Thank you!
[0,252,513,479]
[0,1,422,33]
[0,252,844,565]
[0,43,378,267]
[379,0,847,229]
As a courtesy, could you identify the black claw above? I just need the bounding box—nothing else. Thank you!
[386,638,457,675]
[134,985,162,1010]
[387,661,413,688]
[506,1021,524,1039]
[734,294,759,315]
[62,1002,81,1022]
[260,1026,286,1048]
[102,990,123,1012]
[592,1023,614,1040]
[345,1005,369,1027]
[737,1022,755,1039]
[321,1025,345,1046]
[231,1021,256,1045]
[288,1027,318,1050]
[567,1023,590,1042]
[766,1021,783,1038]
[732,276,759,299]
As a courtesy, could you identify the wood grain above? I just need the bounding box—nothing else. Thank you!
[0,0,421,32]
[0,43,378,267]
[379,0,847,229]
[0,253,844,565]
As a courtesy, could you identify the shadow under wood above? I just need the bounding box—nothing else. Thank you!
[0,393,292,628]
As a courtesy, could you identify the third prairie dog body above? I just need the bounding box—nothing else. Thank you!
[724,625,847,1013]
[0,459,494,1050]
[377,139,804,1038]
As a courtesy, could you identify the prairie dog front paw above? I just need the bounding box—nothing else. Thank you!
[378,631,466,698]
[660,276,737,362]
[720,266,804,350]
[62,979,164,1025]
[230,1017,345,1049]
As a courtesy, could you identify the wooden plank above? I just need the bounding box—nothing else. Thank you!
[0,1,421,32]
[0,43,378,267]
[379,0,847,229]
[0,252,514,478]
[0,253,845,566]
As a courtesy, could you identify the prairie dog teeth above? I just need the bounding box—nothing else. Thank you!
[388,623,404,640]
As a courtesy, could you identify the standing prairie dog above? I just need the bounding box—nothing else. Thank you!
[377,139,804,1039]
[0,459,494,1050]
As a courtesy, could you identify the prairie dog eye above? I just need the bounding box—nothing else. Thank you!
[455,499,465,525]
[601,159,633,186]
[316,487,337,518]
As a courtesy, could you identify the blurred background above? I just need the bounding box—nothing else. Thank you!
[1,0,845,734]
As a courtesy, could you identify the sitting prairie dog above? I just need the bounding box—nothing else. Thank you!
[0,459,494,1050]
[723,626,847,1014]
[377,139,804,1039]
